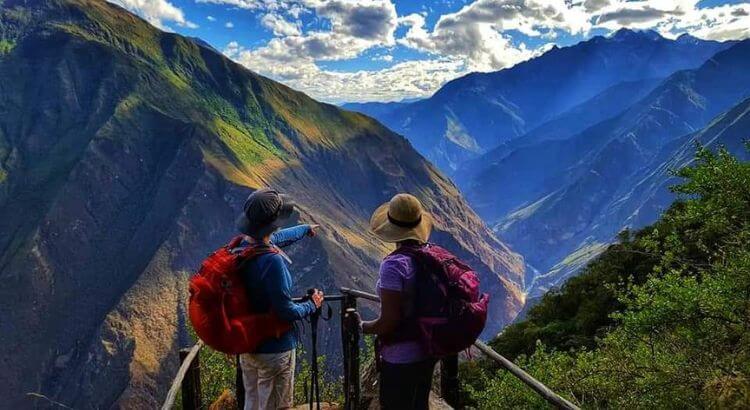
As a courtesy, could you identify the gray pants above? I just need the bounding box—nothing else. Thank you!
[239,350,295,410]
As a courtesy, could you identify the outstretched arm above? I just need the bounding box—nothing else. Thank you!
[271,224,312,248]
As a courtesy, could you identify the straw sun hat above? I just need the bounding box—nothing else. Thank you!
[369,193,433,243]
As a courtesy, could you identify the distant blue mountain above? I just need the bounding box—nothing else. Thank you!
[340,100,412,118]
[460,39,750,295]
[368,29,734,172]
[460,77,665,171]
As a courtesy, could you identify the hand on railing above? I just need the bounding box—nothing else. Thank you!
[311,289,324,309]
[347,310,363,333]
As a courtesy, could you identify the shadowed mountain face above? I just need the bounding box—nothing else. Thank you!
[0,0,525,407]
[359,30,732,172]
[461,40,750,295]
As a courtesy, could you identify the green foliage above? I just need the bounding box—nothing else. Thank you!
[361,334,376,370]
[293,346,344,405]
[0,39,14,54]
[181,327,237,408]
[197,348,237,407]
[465,146,750,408]
[490,227,657,360]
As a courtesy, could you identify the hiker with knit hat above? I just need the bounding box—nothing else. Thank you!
[234,188,324,410]
[358,193,437,410]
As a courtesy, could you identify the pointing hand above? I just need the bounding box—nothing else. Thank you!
[307,224,320,237]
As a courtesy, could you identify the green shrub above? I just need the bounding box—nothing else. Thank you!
[464,146,750,409]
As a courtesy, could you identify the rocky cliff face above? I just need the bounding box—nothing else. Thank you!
[0,0,525,407]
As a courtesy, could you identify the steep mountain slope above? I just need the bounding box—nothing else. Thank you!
[528,97,750,294]
[516,77,664,145]
[367,30,732,171]
[463,40,750,294]
[0,0,525,407]
[457,77,663,182]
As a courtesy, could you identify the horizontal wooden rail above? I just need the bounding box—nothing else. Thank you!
[162,340,204,410]
[292,294,346,303]
[164,288,579,410]
[340,287,379,301]
[473,340,579,410]
[340,287,580,410]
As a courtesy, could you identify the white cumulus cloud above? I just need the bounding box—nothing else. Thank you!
[108,0,197,29]
[119,0,750,102]
[225,39,469,102]
[261,13,302,36]
[399,0,590,71]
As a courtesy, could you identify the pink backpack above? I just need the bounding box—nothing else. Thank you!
[388,243,489,357]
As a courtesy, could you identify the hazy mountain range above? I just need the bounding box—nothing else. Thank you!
[350,30,750,296]
[356,29,734,172]
[340,100,414,118]
[462,39,750,294]
[0,0,524,407]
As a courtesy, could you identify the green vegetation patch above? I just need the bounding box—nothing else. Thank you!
[0,39,15,55]
[463,145,750,409]
[183,327,375,406]
[212,118,279,166]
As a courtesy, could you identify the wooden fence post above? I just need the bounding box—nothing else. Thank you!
[441,355,460,409]
[179,348,202,410]
[342,296,360,410]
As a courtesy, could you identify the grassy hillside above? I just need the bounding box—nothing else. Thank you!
[461,140,750,408]
[0,0,525,407]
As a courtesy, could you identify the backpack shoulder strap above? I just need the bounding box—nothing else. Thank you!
[226,235,245,249]
[228,236,279,265]
[388,243,426,258]
[238,243,278,260]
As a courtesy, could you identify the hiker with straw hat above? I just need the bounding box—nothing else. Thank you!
[357,193,437,410]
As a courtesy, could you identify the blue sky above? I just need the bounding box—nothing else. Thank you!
[110,0,750,103]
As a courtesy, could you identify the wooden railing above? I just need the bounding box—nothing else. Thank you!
[162,287,580,410]
[161,341,204,410]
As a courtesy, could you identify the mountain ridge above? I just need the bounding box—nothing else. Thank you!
[463,38,750,294]
[358,29,734,171]
[0,0,525,407]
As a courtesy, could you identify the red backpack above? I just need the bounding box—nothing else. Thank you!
[386,244,489,357]
[188,236,291,354]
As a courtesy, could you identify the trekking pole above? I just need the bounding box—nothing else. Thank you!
[308,290,322,410]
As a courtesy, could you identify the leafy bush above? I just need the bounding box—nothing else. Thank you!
[294,346,344,406]
[464,146,750,408]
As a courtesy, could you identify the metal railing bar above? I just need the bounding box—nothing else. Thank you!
[162,340,204,410]
[292,294,346,303]
[339,287,379,301]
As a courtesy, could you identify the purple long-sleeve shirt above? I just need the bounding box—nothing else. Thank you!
[376,253,428,364]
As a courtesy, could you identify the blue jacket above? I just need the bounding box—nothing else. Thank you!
[239,224,317,353]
